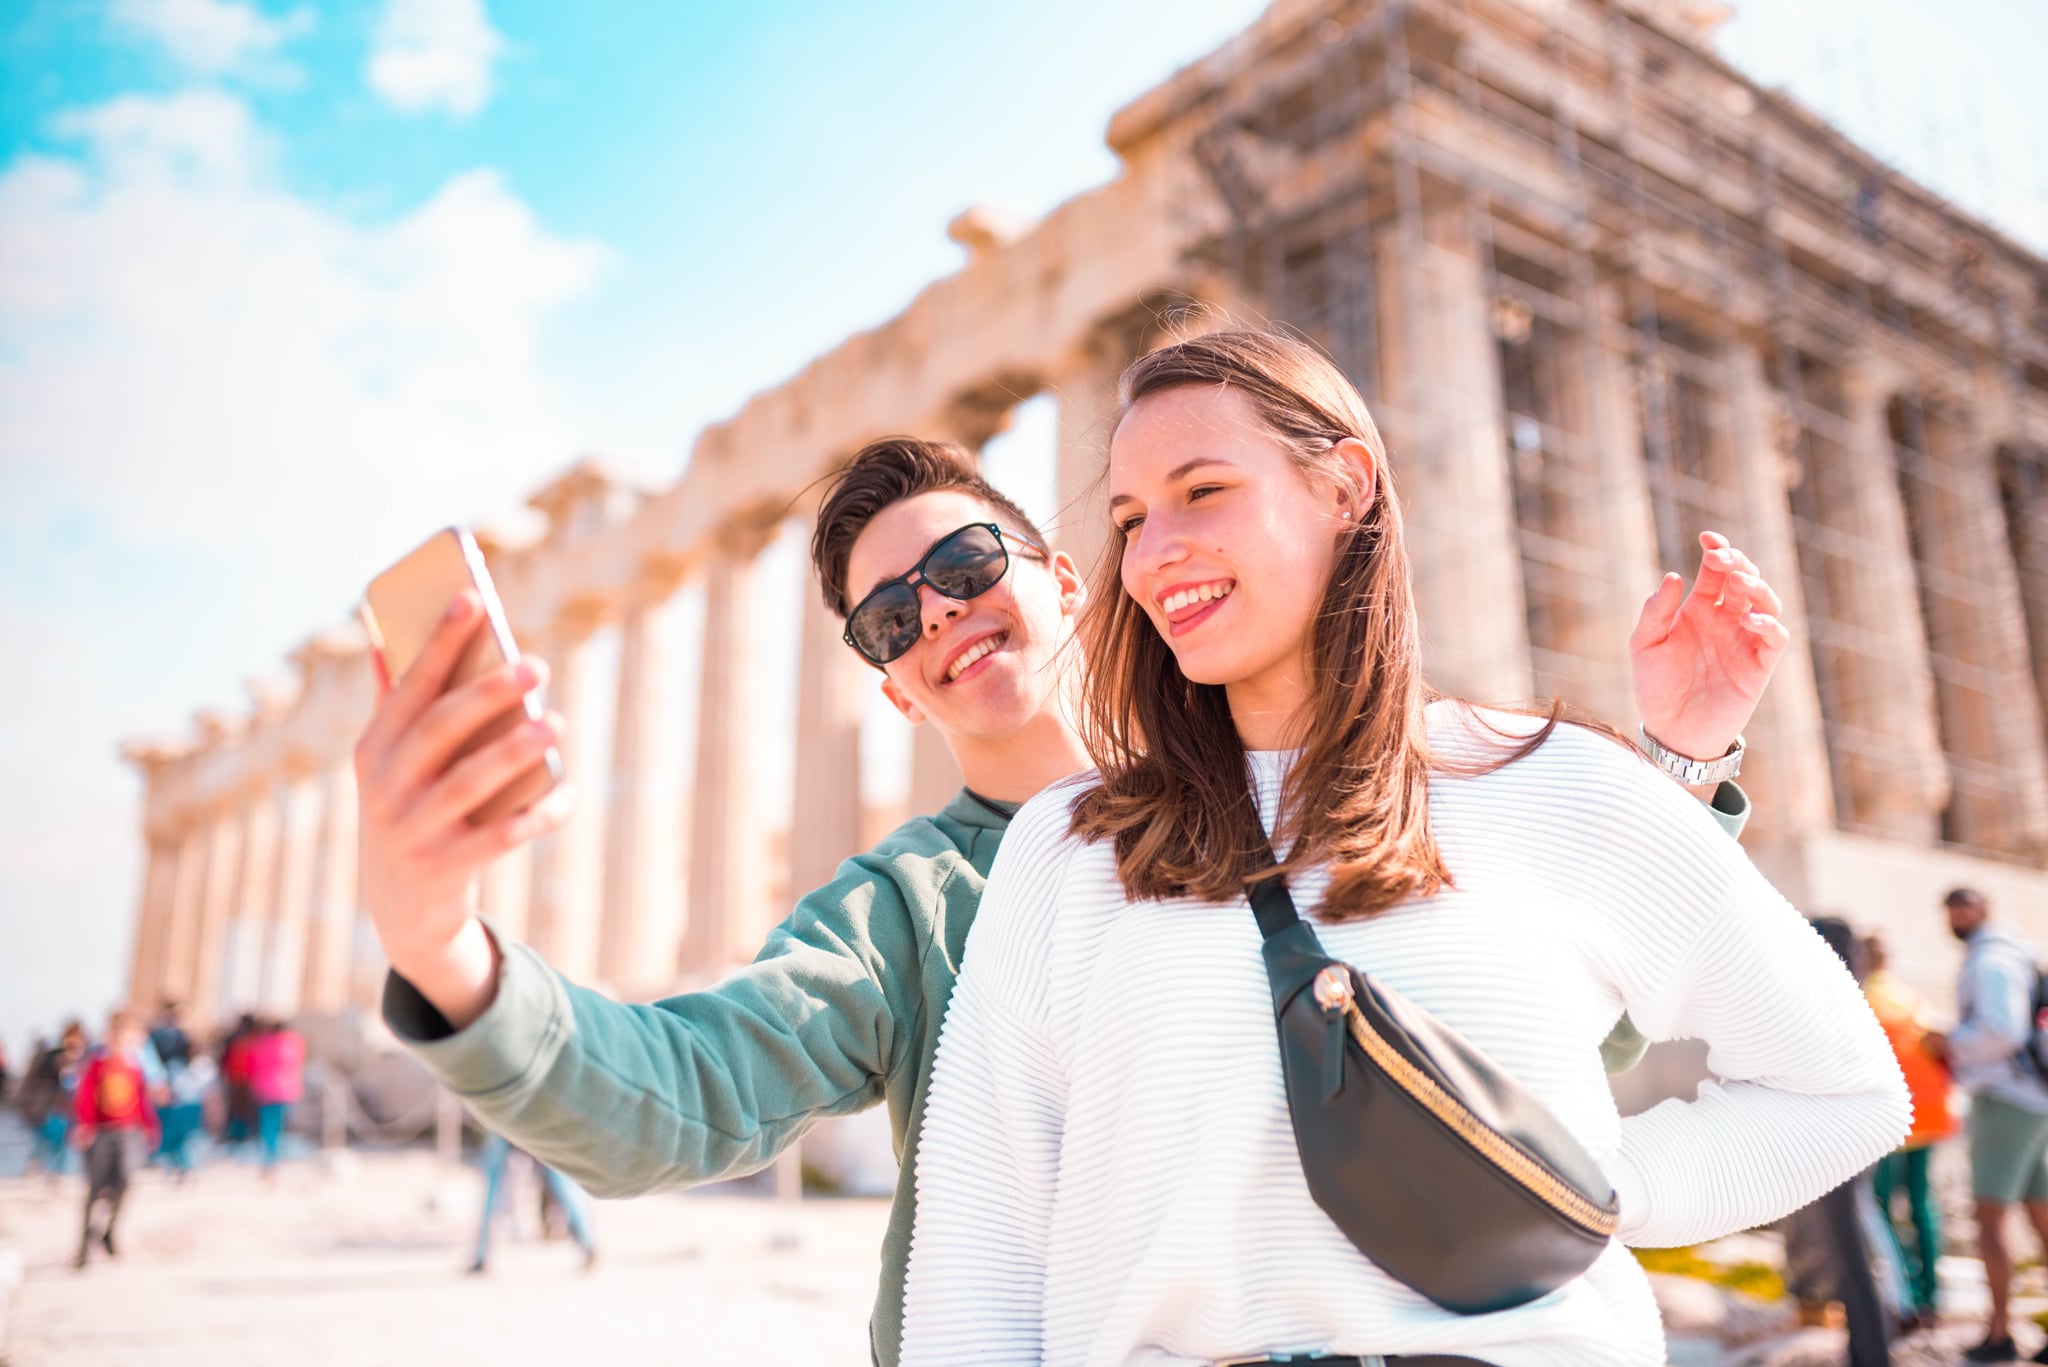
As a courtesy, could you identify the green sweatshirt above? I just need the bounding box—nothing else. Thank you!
[386,780,1749,1366]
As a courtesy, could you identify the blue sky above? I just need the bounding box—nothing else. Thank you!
[2,0,2044,1057]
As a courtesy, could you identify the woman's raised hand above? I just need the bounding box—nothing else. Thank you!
[353,590,578,1027]
[1628,530,1792,771]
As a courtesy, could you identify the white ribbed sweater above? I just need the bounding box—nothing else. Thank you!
[901,706,1910,1367]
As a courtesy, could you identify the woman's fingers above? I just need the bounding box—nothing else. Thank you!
[1720,571,1783,620]
[399,708,564,839]
[378,655,550,809]
[1631,572,1685,651]
[1741,612,1791,654]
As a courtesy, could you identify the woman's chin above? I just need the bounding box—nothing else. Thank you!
[1165,647,1247,689]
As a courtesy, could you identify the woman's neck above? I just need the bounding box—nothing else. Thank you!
[1225,654,1313,751]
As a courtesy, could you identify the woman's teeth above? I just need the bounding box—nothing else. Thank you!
[1162,582,1234,614]
[946,633,1006,682]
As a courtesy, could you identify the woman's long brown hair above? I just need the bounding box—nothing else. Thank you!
[1068,328,1565,920]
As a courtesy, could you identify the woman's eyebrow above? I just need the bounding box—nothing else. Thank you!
[1108,458,1238,510]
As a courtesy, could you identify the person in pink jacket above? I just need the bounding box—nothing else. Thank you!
[245,1019,305,1177]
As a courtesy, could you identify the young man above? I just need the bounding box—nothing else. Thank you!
[74,1011,160,1269]
[362,437,1782,1365]
[1926,887,2048,1363]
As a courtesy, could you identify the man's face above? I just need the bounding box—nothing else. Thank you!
[111,1022,144,1055]
[1947,897,1988,942]
[843,489,1083,746]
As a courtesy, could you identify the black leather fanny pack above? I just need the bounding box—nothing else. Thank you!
[1249,856,1619,1314]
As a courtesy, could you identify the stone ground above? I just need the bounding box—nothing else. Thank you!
[0,1122,886,1366]
[3,1105,2046,1366]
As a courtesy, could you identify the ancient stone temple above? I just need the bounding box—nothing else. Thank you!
[122,0,2048,1036]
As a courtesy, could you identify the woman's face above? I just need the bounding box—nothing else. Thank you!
[1109,384,1355,723]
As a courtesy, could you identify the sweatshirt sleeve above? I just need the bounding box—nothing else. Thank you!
[1559,736,1910,1248]
[901,793,1072,1365]
[1947,940,2033,1068]
[383,851,930,1198]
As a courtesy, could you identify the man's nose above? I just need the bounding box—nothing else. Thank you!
[918,581,965,634]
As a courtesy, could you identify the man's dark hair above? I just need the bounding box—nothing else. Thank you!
[810,437,1048,618]
[1944,886,1989,911]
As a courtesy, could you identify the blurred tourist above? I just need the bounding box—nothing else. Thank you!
[156,1045,211,1182]
[1924,887,2048,1362]
[73,1011,159,1269]
[147,1002,191,1072]
[1864,932,1955,1331]
[23,1022,87,1179]
[217,1013,258,1150]
[469,1130,595,1275]
[247,1018,305,1177]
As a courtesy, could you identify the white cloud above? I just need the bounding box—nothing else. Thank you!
[365,0,507,118]
[110,0,312,79]
[0,88,606,555]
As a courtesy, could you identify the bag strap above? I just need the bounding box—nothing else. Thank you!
[1245,828,1302,941]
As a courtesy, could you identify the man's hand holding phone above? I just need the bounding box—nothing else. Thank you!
[354,590,578,1030]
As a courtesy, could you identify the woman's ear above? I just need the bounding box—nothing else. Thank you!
[880,676,928,725]
[1332,436,1378,522]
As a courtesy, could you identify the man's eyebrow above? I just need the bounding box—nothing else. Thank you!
[1107,458,1238,509]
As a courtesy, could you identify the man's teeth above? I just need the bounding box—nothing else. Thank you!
[946,634,1005,682]
[1162,583,1234,614]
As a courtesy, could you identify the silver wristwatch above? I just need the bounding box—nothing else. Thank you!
[1637,724,1745,785]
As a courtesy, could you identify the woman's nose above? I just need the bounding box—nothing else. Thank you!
[1126,516,1189,583]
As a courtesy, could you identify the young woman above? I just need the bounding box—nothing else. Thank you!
[899,329,1909,1366]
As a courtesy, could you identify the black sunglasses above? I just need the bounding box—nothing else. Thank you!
[842,521,1047,667]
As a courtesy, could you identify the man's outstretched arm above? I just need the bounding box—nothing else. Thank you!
[382,851,921,1197]
[356,590,921,1194]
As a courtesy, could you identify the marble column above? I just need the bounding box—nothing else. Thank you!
[224,785,281,1016]
[1719,342,1837,838]
[599,587,683,998]
[1907,387,2048,854]
[348,904,386,1014]
[125,836,180,1013]
[1053,339,1128,587]
[1808,357,1950,842]
[685,538,767,974]
[159,819,214,1011]
[792,577,868,898]
[260,771,321,1017]
[187,807,246,1031]
[1527,281,1663,723]
[525,607,606,982]
[299,761,359,1016]
[1998,443,2048,745]
[1374,210,1534,701]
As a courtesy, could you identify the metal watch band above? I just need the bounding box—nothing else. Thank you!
[1637,724,1745,785]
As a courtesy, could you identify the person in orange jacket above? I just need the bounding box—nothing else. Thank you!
[73,1011,161,1269]
[1865,933,1957,1329]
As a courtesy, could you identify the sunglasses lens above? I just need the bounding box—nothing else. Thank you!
[924,525,1008,599]
[849,585,923,664]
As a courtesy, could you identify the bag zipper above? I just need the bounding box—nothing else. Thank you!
[1312,966,1618,1239]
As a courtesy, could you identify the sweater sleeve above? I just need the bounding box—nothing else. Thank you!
[1559,736,1910,1248]
[383,849,929,1198]
[901,792,1073,1365]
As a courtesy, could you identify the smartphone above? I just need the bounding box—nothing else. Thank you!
[360,527,564,825]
